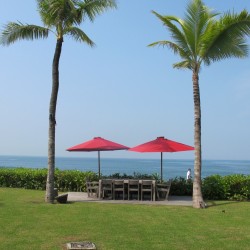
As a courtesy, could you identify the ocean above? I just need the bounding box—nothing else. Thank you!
[0,155,249,180]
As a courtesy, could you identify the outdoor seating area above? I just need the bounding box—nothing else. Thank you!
[84,179,173,202]
[98,179,156,201]
[67,190,192,206]
[67,136,195,183]
[59,180,173,204]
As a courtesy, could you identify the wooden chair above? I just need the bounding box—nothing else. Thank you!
[128,179,140,200]
[86,181,99,198]
[113,180,125,200]
[156,180,171,201]
[101,179,113,199]
[141,180,153,201]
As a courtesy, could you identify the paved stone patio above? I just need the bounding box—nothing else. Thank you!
[67,192,192,206]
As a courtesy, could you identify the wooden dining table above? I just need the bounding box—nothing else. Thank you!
[98,179,156,201]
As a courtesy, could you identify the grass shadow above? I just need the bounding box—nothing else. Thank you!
[55,201,75,205]
[205,200,242,208]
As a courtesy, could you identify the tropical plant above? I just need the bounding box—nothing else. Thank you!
[149,0,250,208]
[0,0,117,203]
[202,175,226,200]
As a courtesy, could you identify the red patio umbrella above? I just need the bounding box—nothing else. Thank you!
[67,137,129,178]
[129,136,194,181]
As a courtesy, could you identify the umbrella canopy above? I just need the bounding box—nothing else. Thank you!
[129,136,194,181]
[67,137,129,178]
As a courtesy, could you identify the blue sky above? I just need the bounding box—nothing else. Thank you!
[0,0,250,160]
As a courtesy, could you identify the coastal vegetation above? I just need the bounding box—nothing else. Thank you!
[1,167,250,201]
[0,187,250,249]
[149,0,250,208]
[1,0,250,208]
[0,0,117,203]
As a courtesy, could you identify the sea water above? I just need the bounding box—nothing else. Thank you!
[0,155,249,179]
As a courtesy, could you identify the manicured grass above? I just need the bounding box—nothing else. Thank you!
[0,188,250,249]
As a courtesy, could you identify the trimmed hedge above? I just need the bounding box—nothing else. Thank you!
[55,169,98,192]
[170,177,193,196]
[170,174,250,201]
[202,174,250,201]
[1,168,250,200]
[0,168,98,192]
[0,168,47,190]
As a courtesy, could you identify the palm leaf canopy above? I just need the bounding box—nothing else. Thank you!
[38,0,116,26]
[149,0,250,72]
[76,0,117,22]
[0,22,49,45]
[0,0,116,46]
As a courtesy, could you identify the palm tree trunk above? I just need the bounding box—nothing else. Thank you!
[45,38,63,203]
[192,68,205,208]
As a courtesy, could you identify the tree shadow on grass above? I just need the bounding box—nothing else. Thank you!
[55,201,75,205]
[205,200,244,208]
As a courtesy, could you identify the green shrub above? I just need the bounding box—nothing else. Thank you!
[0,168,47,189]
[55,169,98,192]
[202,174,250,201]
[0,168,98,192]
[222,174,250,201]
[104,172,159,180]
[202,175,226,200]
[1,168,250,200]
[170,177,193,196]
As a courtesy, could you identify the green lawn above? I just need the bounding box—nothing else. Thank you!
[0,188,250,250]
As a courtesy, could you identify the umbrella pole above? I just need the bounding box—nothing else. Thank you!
[161,152,163,182]
[98,151,100,179]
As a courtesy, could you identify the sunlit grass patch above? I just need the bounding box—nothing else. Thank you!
[0,188,250,249]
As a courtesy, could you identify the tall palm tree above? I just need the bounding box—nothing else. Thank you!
[149,0,250,208]
[0,0,117,203]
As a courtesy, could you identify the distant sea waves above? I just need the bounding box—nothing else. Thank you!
[0,155,249,179]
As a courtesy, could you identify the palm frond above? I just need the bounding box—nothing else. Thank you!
[38,0,78,28]
[0,22,49,45]
[76,0,117,23]
[148,40,179,54]
[65,26,95,46]
[221,9,250,36]
[203,9,250,64]
[173,60,193,70]
[183,0,218,56]
[148,40,192,66]
[151,11,192,56]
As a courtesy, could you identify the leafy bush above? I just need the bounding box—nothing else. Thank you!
[170,177,193,196]
[55,169,98,192]
[0,168,162,192]
[222,175,250,201]
[0,168,47,190]
[202,174,250,201]
[1,168,250,200]
[202,175,226,200]
[0,168,98,192]
[104,172,159,180]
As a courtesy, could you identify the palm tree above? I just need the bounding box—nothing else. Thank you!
[149,0,250,208]
[0,0,117,203]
